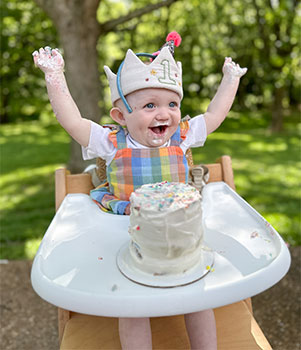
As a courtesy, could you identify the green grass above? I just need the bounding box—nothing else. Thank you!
[193,110,301,247]
[0,111,300,259]
[0,119,70,259]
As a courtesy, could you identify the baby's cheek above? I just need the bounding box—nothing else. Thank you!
[170,123,179,135]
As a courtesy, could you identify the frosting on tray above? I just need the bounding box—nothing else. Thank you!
[128,181,203,276]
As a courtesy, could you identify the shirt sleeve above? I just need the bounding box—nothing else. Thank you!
[180,114,207,153]
[81,121,116,164]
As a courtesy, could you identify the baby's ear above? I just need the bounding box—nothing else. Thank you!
[110,107,126,126]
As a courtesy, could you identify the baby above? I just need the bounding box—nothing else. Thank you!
[33,32,246,349]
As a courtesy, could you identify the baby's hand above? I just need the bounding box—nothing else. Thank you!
[32,47,64,74]
[222,57,247,78]
[124,203,131,215]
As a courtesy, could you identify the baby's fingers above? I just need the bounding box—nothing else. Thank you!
[52,48,61,56]
[39,47,47,56]
[32,50,39,66]
[52,48,63,60]
[32,46,64,73]
[241,67,248,75]
[52,48,64,67]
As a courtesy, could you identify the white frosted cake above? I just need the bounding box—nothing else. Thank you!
[128,181,203,276]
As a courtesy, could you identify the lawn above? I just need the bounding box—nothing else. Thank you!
[0,111,300,259]
[0,119,70,259]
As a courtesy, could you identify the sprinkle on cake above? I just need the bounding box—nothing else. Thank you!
[130,181,201,212]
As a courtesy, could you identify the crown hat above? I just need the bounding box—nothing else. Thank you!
[104,32,183,113]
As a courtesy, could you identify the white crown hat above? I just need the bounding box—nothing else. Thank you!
[104,46,183,111]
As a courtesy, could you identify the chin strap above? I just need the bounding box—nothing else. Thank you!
[116,53,156,113]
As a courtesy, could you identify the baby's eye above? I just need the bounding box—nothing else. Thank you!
[145,103,155,109]
[147,103,154,108]
[169,102,178,108]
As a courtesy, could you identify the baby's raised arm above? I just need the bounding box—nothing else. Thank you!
[33,47,91,147]
[204,57,247,135]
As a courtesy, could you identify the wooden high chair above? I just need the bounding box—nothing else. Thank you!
[55,155,272,350]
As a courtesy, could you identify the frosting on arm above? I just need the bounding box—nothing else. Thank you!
[32,47,91,147]
[204,57,247,135]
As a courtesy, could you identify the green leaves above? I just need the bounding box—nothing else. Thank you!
[1,0,58,123]
[2,0,300,126]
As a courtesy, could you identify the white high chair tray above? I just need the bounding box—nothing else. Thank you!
[31,182,290,318]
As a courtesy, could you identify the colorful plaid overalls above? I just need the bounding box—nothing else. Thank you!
[91,120,189,214]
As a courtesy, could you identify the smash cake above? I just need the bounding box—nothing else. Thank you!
[127,181,204,277]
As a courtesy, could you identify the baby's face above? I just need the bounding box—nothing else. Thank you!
[121,88,181,147]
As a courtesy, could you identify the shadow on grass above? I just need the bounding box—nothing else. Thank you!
[1,177,59,259]
[192,128,300,245]
[0,121,70,259]
[0,113,300,259]
[0,122,69,175]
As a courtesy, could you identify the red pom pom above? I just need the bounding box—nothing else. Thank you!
[166,31,182,47]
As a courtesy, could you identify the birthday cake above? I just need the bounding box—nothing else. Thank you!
[128,182,203,276]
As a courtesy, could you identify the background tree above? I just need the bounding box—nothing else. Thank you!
[1,0,300,263]
[1,0,300,170]
[251,0,299,132]
[1,0,58,124]
[32,0,179,172]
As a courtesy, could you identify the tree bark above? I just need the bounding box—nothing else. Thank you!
[58,12,102,172]
[35,0,102,172]
[34,0,179,172]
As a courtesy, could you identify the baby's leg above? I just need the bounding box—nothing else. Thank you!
[184,309,217,350]
[119,317,152,349]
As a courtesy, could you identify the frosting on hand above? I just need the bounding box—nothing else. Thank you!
[222,57,247,78]
[32,47,64,74]
[32,46,91,148]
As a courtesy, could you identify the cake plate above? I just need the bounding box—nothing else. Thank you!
[31,182,291,318]
[117,243,214,288]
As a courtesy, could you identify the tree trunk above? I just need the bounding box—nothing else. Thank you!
[35,0,179,172]
[35,0,102,172]
[60,22,102,172]
[270,86,285,133]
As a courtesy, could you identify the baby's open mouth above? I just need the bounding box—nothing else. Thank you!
[149,125,168,135]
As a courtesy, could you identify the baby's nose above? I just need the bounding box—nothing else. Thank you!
[155,107,169,119]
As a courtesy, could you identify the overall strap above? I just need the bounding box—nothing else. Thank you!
[108,125,127,150]
[170,119,190,146]
[115,127,127,150]
[170,125,181,146]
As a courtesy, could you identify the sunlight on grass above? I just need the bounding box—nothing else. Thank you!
[193,126,300,247]
[1,164,64,186]
[25,238,42,260]
[0,117,68,149]
[264,213,297,238]
[1,184,43,211]
[0,165,63,210]
[0,119,70,259]
[1,113,300,259]
[248,141,288,152]
[208,132,253,142]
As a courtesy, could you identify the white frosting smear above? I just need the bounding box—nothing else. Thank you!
[130,181,201,211]
[127,182,204,276]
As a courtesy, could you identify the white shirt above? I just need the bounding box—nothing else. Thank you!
[82,114,207,165]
